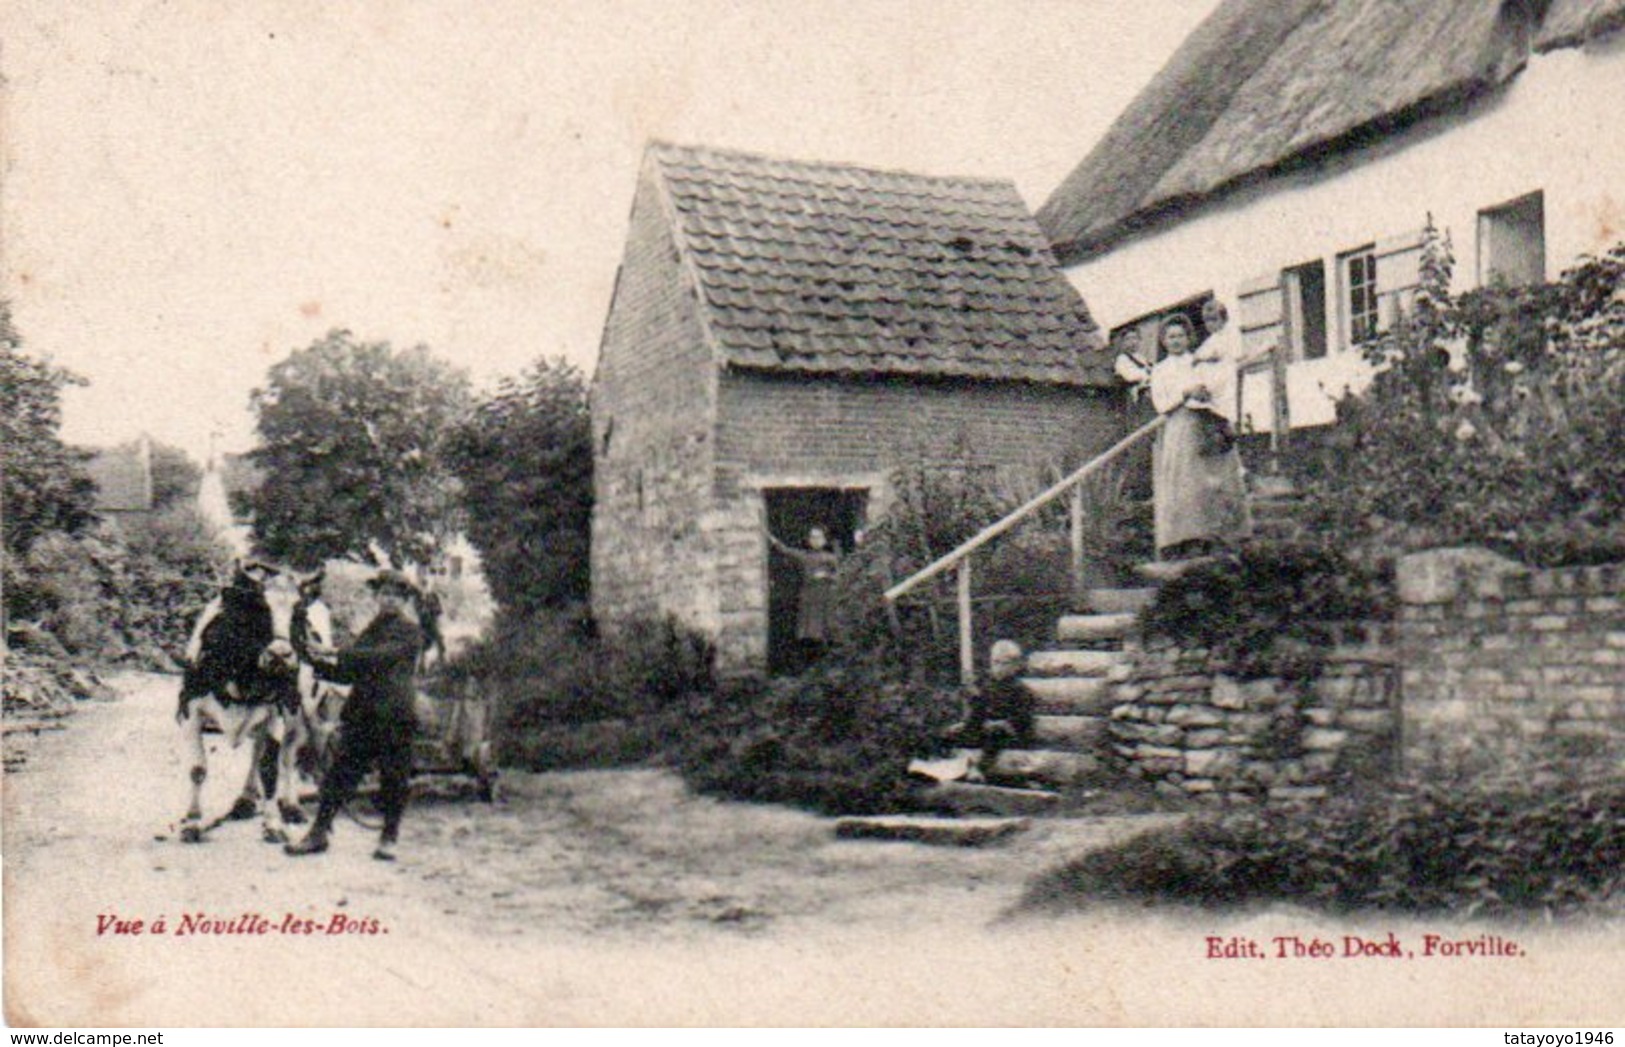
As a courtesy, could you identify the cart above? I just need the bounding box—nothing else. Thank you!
[410,676,499,802]
[304,674,498,807]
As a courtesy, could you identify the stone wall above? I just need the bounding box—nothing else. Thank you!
[1397,552,1625,773]
[1107,626,1398,804]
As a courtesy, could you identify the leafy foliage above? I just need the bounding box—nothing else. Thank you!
[6,508,229,667]
[671,658,953,815]
[834,440,1151,682]
[1293,230,1625,567]
[443,608,714,767]
[247,330,471,569]
[148,441,204,511]
[1138,539,1392,680]
[445,358,592,616]
[1022,768,1625,918]
[0,303,96,557]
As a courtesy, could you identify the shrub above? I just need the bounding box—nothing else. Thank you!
[1292,232,1625,568]
[670,656,957,815]
[443,607,714,769]
[1137,539,1391,680]
[1021,768,1625,918]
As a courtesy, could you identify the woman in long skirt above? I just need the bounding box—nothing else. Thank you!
[1149,309,1251,559]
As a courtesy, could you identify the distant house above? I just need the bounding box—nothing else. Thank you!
[85,435,154,521]
[591,142,1120,674]
[1037,0,1625,432]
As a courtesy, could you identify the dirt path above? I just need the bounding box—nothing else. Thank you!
[4,672,1620,1026]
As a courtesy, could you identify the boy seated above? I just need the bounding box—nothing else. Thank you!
[940,640,1035,779]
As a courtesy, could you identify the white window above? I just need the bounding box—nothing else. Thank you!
[1341,246,1379,348]
[1478,191,1545,287]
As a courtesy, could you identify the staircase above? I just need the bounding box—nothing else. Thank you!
[995,475,1305,792]
[883,416,1306,815]
[982,585,1156,791]
[1248,472,1307,542]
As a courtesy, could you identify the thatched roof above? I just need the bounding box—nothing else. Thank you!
[1039,0,1625,264]
[648,142,1111,388]
[1536,0,1625,49]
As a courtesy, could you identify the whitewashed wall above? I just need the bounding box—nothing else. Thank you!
[1063,37,1625,429]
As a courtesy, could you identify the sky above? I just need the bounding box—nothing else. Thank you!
[2,0,1218,464]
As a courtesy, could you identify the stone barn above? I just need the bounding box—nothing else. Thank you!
[591,142,1125,674]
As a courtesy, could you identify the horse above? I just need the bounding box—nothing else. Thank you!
[176,562,324,844]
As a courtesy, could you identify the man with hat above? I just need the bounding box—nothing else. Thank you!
[285,568,425,861]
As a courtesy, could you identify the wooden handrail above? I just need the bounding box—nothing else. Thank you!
[883,412,1168,604]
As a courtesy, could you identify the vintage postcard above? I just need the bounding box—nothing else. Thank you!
[4,0,1622,1028]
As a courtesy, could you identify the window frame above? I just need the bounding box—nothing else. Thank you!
[1340,245,1380,350]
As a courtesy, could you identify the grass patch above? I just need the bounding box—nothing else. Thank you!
[1020,768,1625,918]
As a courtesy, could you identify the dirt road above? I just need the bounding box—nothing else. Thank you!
[4,672,1619,1026]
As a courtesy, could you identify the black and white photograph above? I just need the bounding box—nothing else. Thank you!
[3,0,1623,1029]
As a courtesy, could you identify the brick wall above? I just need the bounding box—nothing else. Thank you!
[1398,555,1625,772]
[590,166,720,639]
[709,370,1127,671]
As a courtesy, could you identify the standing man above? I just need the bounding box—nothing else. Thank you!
[285,570,424,861]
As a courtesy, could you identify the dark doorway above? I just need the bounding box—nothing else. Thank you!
[763,487,867,675]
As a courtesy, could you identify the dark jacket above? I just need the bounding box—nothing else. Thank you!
[307,608,422,731]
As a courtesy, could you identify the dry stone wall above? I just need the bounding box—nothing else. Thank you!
[1106,626,1398,804]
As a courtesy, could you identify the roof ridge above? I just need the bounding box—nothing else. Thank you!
[645,139,1019,193]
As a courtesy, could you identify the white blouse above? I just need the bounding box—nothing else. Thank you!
[1150,332,1240,424]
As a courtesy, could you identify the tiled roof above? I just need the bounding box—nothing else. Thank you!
[649,142,1109,387]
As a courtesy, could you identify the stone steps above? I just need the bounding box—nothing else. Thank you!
[1024,648,1123,676]
[1082,587,1158,615]
[1056,612,1137,645]
[1032,714,1109,748]
[1001,590,1150,791]
[989,749,1103,786]
[921,780,1061,817]
[834,815,1031,846]
[1023,676,1116,715]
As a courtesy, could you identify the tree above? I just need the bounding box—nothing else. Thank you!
[446,357,592,616]
[0,302,96,557]
[247,330,471,569]
[149,441,203,511]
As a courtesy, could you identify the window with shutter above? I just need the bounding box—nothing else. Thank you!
[1283,260,1328,360]
[1374,228,1426,332]
[1236,271,1287,434]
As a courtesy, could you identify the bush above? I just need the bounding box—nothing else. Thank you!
[443,608,714,770]
[1021,768,1625,918]
[670,657,957,815]
[835,441,1151,684]
[1138,539,1391,680]
[1292,232,1625,568]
